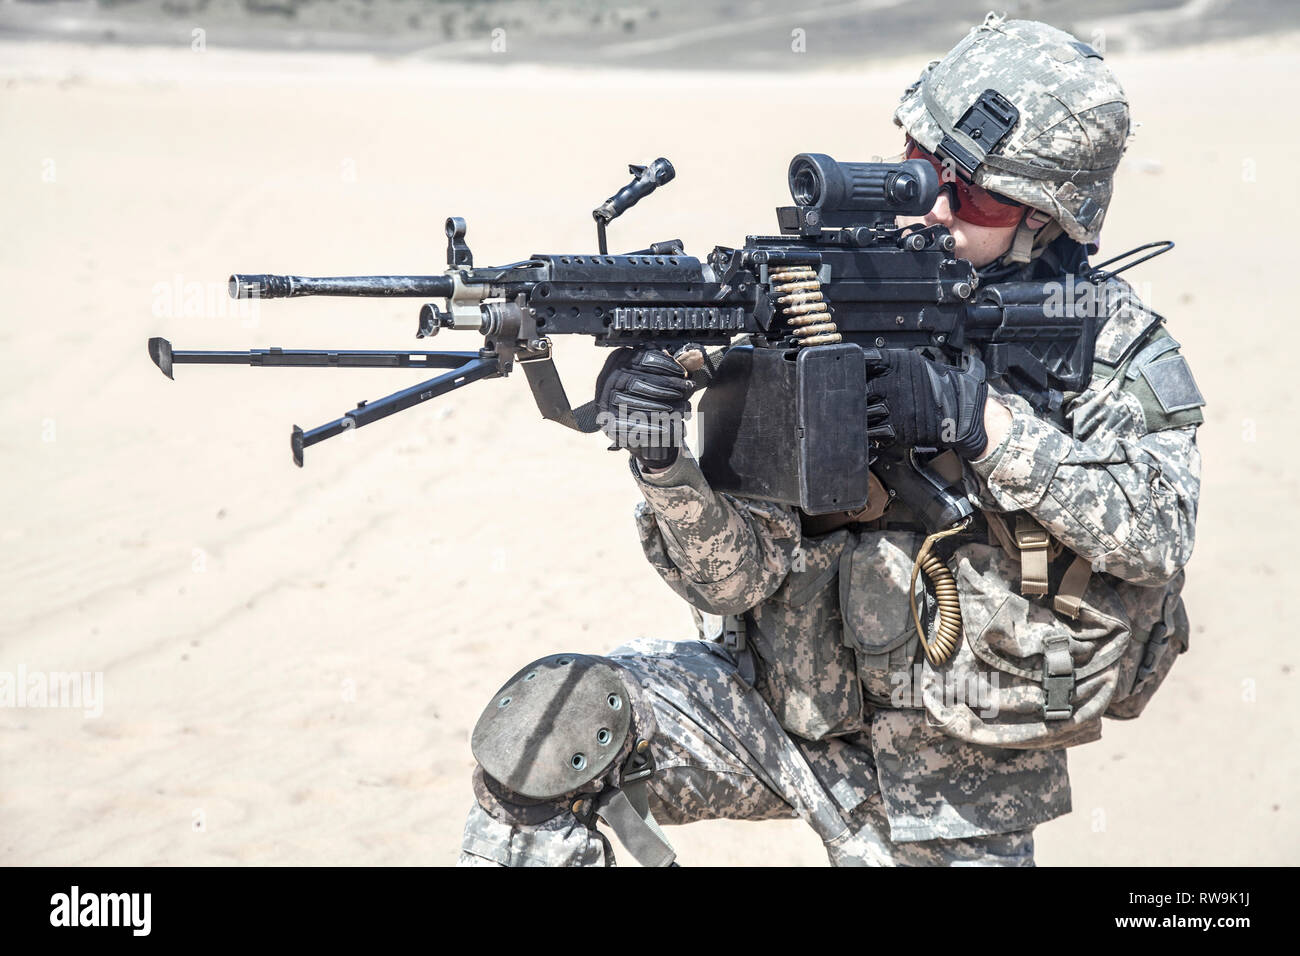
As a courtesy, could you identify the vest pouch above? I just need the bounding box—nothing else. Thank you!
[838,531,925,706]
[920,542,1133,750]
[1106,571,1190,720]
[746,529,865,740]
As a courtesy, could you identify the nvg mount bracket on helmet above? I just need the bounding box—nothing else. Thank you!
[938,88,1020,179]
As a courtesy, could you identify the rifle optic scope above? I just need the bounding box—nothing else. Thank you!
[788,155,939,217]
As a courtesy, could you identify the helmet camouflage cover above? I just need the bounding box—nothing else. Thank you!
[894,14,1131,244]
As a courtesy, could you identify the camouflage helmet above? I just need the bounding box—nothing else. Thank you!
[894,14,1130,245]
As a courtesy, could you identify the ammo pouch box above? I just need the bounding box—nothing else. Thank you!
[697,344,871,516]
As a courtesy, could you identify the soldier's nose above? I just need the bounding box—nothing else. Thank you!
[928,187,956,227]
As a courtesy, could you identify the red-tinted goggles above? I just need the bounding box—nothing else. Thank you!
[905,140,1026,228]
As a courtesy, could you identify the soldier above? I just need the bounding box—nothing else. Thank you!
[458,15,1203,867]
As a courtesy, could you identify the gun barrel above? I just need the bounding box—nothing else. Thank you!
[229,274,456,300]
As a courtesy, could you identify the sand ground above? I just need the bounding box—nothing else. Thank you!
[1,30,1297,866]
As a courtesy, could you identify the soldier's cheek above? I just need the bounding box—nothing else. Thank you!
[955,222,1021,268]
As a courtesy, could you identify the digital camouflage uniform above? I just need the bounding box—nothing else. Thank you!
[458,16,1203,866]
[460,275,1202,866]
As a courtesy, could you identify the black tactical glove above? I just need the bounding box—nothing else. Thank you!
[865,349,989,459]
[594,347,696,468]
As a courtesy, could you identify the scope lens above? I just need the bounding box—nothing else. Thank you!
[791,164,821,206]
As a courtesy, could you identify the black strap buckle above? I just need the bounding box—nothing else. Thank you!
[620,740,656,785]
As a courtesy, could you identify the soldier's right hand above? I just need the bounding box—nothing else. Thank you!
[866,348,989,459]
[594,347,696,468]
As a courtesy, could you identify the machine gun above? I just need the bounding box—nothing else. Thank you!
[148,154,1154,529]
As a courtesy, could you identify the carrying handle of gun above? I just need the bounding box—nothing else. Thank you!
[592,159,676,254]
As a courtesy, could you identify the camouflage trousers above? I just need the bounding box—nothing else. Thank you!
[458,637,1037,867]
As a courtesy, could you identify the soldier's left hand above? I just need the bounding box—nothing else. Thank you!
[866,349,989,459]
[594,346,697,468]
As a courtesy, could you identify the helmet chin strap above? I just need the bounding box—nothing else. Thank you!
[1003,209,1057,265]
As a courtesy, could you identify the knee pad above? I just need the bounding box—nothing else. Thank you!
[471,653,635,800]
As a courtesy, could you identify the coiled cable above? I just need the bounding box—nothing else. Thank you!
[908,519,970,666]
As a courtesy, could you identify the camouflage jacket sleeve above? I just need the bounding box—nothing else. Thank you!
[968,294,1204,588]
[630,453,801,616]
